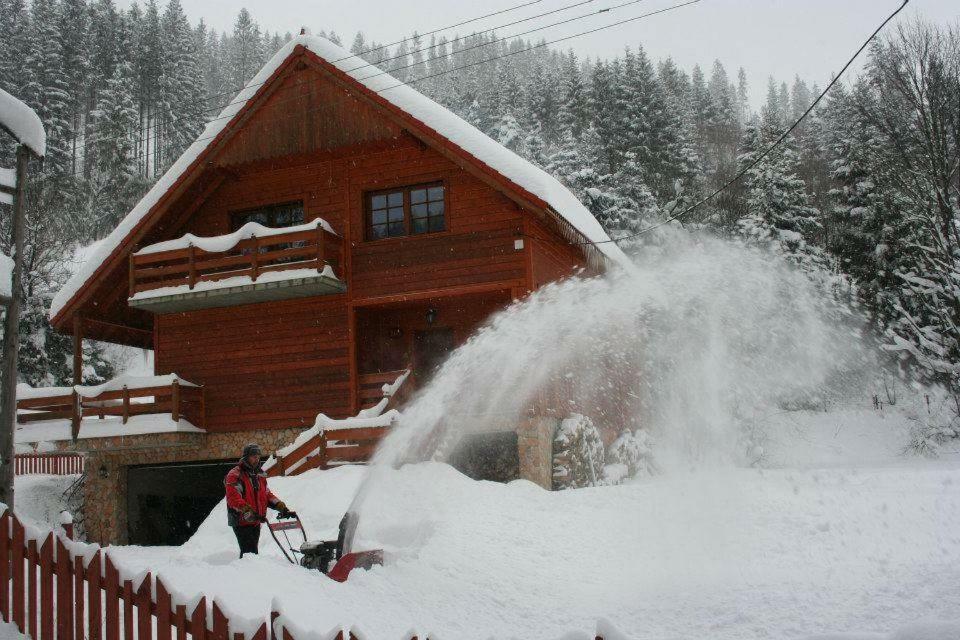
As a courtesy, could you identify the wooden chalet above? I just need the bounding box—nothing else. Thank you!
[17,33,628,545]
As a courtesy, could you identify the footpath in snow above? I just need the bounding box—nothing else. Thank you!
[96,407,960,640]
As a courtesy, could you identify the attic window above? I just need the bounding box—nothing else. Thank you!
[366,183,446,241]
[230,201,304,231]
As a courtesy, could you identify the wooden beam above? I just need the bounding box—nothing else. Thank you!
[72,316,83,386]
[350,281,514,308]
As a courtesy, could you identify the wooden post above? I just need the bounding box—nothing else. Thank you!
[73,315,83,386]
[104,555,119,640]
[70,390,81,442]
[171,380,180,423]
[73,554,85,640]
[28,539,38,640]
[122,386,130,424]
[12,518,24,630]
[156,578,172,640]
[0,145,32,511]
[55,537,73,640]
[190,597,207,640]
[251,236,260,281]
[86,551,102,640]
[39,535,53,640]
[316,226,325,273]
[128,254,136,296]
[136,574,152,640]
[188,245,197,289]
[0,511,9,620]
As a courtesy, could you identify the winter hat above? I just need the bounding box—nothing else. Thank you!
[242,443,263,458]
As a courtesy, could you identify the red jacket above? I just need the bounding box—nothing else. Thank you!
[224,463,280,527]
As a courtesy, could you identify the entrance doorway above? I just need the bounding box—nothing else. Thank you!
[414,327,454,385]
[127,459,235,545]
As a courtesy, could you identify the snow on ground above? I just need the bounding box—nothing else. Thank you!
[13,474,78,530]
[103,406,960,640]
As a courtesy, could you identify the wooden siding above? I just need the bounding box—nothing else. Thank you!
[527,214,588,288]
[216,66,403,167]
[155,295,350,432]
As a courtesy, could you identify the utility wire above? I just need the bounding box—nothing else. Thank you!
[75,0,599,155]
[69,0,673,168]
[353,0,653,84]
[582,0,911,246]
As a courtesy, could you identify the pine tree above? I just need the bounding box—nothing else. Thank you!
[227,8,263,91]
[158,0,204,167]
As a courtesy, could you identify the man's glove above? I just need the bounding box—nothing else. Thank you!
[240,505,257,522]
[274,501,291,517]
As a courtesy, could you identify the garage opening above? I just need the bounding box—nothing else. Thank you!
[127,459,235,546]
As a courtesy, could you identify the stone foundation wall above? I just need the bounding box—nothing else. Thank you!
[516,416,559,490]
[58,427,304,545]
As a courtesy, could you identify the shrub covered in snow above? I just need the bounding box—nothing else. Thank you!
[605,429,657,482]
[553,414,605,489]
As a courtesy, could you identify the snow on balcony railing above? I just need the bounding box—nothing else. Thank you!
[16,374,205,441]
[129,218,342,300]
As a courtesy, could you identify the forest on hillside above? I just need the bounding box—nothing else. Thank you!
[0,1,958,445]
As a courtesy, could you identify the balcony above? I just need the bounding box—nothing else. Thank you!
[15,374,205,446]
[128,219,344,313]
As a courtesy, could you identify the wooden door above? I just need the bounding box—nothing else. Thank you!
[413,327,455,384]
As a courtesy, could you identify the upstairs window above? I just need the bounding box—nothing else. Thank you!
[230,201,304,231]
[366,183,445,241]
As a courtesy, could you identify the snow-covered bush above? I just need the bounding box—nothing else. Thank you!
[553,414,605,489]
[903,387,960,457]
[605,429,657,482]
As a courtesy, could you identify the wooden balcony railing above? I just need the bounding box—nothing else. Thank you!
[268,368,412,477]
[16,374,205,440]
[129,220,342,298]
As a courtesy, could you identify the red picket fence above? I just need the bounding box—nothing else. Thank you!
[14,454,83,476]
[0,509,397,640]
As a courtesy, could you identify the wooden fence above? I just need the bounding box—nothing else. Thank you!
[269,369,411,477]
[17,378,206,438]
[14,454,83,476]
[130,224,342,297]
[0,509,367,640]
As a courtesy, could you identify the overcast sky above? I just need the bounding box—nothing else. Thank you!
[122,0,959,106]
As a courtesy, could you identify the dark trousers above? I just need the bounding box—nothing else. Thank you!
[233,525,261,557]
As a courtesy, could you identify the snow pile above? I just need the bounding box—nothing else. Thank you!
[0,88,46,157]
[51,32,629,321]
[104,445,960,640]
[134,218,336,256]
[13,473,78,531]
[0,251,12,300]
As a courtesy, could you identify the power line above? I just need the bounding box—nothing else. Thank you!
[581,0,911,247]
[353,0,654,84]
[76,0,599,156]
[70,0,673,167]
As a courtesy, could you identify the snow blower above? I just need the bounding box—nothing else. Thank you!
[265,512,383,582]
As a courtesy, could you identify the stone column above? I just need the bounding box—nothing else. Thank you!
[516,416,558,490]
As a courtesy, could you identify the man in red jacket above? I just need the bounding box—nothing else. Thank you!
[224,443,291,557]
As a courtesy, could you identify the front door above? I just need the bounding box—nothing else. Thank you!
[413,327,455,385]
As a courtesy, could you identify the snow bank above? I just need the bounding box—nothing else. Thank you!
[0,252,12,300]
[13,473,78,531]
[0,88,46,157]
[103,456,960,640]
[51,33,629,321]
[135,218,336,256]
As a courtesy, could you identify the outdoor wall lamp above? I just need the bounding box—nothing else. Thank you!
[98,464,108,479]
[426,308,438,325]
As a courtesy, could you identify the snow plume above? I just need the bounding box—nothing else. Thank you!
[349,232,873,518]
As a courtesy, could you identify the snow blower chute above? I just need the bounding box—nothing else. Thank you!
[265,512,383,582]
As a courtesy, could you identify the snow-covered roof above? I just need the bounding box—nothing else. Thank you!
[51,34,628,321]
[0,251,12,301]
[0,88,46,157]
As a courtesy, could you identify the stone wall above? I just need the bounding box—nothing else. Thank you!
[56,427,303,545]
[516,416,559,490]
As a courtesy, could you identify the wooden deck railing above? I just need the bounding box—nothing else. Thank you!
[269,368,412,477]
[17,375,205,439]
[129,222,342,297]
[14,454,83,476]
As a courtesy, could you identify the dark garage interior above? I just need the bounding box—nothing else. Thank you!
[127,459,236,545]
